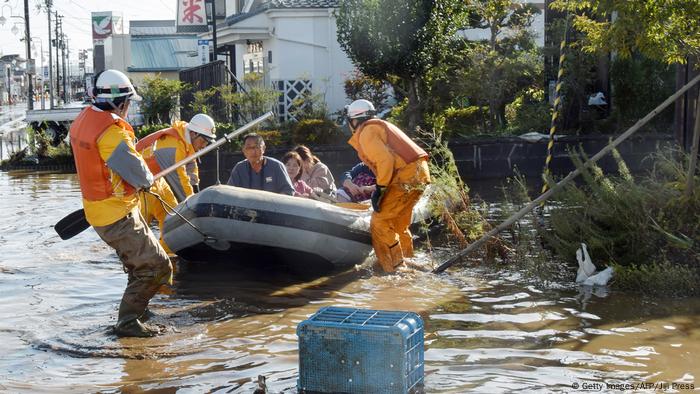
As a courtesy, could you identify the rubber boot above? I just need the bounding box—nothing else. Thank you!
[114,318,157,338]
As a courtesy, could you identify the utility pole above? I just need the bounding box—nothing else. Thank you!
[61,24,66,103]
[23,0,33,110]
[64,39,69,101]
[46,0,54,109]
[211,0,217,61]
[55,11,60,104]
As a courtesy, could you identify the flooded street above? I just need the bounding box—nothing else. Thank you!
[1,171,698,392]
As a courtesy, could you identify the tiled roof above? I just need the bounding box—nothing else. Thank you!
[226,0,339,26]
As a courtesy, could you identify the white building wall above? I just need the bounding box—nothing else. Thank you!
[261,10,354,118]
[104,34,132,71]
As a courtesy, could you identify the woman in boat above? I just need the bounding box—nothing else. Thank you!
[283,151,314,198]
[294,145,337,196]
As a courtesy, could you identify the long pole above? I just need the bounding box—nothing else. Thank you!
[433,73,700,274]
[55,12,60,104]
[47,1,54,109]
[60,22,66,103]
[23,0,33,110]
[211,0,217,61]
[684,89,700,198]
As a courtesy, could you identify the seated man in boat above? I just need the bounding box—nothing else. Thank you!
[227,133,295,195]
[136,113,216,252]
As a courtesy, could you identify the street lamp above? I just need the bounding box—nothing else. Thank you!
[0,3,12,26]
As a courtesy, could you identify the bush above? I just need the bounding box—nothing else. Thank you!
[442,106,489,137]
[139,74,188,125]
[290,118,345,145]
[135,123,170,139]
[505,88,551,133]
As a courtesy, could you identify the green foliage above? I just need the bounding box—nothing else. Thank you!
[220,72,280,124]
[424,0,543,133]
[609,56,675,132]
[439,106,489,137]
[290,119,346,145]
[385,98,409,130]
[544,148,700,294]
[343,69,390,113]
[288,89,331,122]
[139,74,188,125]
[135,123,170,140]
[190,87,218,115]
[550,0,700,64]
[336,0,467,131]
[505,88,551,133]
[613,261,700,297]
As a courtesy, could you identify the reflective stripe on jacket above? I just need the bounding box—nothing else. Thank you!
[347,119,428,186]
[70,106,151,226]
[136,121,196,202]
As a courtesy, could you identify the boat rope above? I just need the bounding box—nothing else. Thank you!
[143,189,218,244]
[541,10,571,197]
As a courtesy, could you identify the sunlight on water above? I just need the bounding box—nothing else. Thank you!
[0,171,698,392]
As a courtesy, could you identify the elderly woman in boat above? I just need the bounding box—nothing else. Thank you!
[227,133,295,195]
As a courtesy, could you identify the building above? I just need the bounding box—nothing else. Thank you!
[127,20,202,85]
[212,0,354,121]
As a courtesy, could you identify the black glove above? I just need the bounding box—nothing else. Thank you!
[371,185,385,212]
[193,184,200,193]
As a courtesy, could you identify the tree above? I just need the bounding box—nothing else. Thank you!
[458,0,541,131]
[336,0,465,132]
[550,0,700,64]
[139,74,188,125]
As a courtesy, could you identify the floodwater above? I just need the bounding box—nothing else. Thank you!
[1,171,698,393]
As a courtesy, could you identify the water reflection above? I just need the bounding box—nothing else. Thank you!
[0,172,698,392]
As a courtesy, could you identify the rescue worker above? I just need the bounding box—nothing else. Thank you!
[69,69,172,337]
[346,99,431,273]
[135,113,216,252]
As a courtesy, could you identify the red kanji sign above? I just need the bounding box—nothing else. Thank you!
[177,0,207,30]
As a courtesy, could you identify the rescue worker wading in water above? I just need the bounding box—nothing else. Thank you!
[69,69,172,337]
[346,99,431,273]
[135,113,216,253]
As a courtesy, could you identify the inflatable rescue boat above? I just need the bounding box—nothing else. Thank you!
[162,185,433,269]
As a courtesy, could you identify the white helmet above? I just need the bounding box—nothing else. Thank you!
[346,99,376,119]
[93,69,141,103]
[187,113,216,141]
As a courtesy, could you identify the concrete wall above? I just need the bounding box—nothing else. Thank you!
[198,134,676,190]
[104,35,132,72]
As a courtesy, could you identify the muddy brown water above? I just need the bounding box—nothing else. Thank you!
[0,171,698,393]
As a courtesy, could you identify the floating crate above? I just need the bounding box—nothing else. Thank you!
[297,306,424,394]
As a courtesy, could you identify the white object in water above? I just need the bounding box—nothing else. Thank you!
[582,266,614,286]
[575,243,596,282]
[575,243,613,286]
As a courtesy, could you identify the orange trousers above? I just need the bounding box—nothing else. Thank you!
[139,177,178,254]
[371,159,430,272]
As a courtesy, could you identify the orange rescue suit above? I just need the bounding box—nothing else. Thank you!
[348,118,431,272]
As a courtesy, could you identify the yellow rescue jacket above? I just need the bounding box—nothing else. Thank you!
[348,119,429,186]
[136,121,198,201]
[70,106,148,227]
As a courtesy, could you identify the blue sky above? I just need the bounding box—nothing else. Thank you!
[0,0,176,68]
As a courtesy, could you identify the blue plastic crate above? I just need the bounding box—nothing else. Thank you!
[297,306,424,394]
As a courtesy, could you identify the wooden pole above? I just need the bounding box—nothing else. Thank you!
[684,89,700,198]
[433,73,700,274]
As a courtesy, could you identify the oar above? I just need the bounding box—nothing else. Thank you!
[54,112,274,240]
